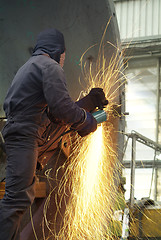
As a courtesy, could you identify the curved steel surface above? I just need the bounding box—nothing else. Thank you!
[0,0,123,238]
[0,0,120,115]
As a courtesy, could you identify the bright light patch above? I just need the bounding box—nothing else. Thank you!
[84,125,103,198]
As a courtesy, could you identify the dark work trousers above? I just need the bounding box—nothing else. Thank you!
[0,121,39,240]
[0,120,66,240]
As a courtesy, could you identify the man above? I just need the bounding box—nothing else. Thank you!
[0,28,108,240]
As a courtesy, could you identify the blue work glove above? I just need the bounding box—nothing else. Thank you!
[76,111,97,137]
[76,88,108,112]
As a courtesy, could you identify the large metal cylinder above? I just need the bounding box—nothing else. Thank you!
[0,1,125,239]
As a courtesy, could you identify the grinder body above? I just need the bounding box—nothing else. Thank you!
[92,110,107,124]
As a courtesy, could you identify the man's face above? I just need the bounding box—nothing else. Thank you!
[60,52,66,68]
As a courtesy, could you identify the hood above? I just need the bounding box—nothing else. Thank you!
[32,28,65,63]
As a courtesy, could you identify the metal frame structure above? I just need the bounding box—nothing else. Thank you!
[122,49,161,204]
[123,131,161,207]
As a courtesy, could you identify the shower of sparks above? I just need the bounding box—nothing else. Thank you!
[52,122,121,240]
[43,20,127,240]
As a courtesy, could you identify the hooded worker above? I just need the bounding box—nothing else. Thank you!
[0,28,108,240]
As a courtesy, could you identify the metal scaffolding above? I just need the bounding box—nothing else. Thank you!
[122,130,161,207]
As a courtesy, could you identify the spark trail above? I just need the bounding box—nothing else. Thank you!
[43,21,126,240]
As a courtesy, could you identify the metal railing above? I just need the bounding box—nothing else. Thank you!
[122,130,161,207]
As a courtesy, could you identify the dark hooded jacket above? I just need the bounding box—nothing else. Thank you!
[0,29,97,240]
[2,29,85,142]
[33,28,65,63]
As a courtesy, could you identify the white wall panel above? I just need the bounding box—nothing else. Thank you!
[140,0,146,37]
[114,0,161,40]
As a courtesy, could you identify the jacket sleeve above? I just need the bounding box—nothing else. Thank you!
[42,62,85,127]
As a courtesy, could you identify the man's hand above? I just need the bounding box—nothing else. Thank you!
[71,111,97,137]
[76,88,108,112]
[88,88,108,110]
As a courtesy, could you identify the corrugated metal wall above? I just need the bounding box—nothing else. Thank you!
[114,0,161,40]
